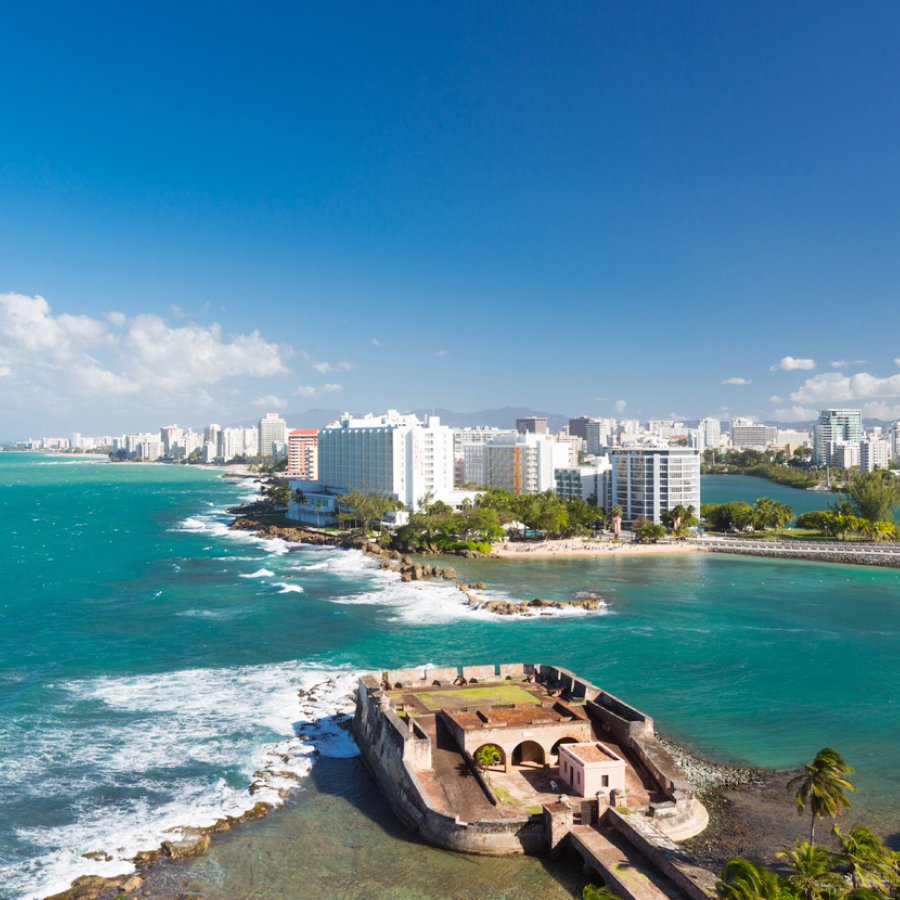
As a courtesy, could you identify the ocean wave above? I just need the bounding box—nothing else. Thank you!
[274,583,305,594]
[240,568,275,579]
[0,663,360,900]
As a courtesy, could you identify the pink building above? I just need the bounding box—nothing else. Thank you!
[558,741,626,798]
[287,429,319,478]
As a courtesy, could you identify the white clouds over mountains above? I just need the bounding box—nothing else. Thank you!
[0,292,290,411]
[789,371,900,403]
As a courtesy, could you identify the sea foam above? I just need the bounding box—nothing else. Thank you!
[0,662,360,900]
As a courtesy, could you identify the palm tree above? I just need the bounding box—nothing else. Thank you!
[776,841,841,900]
[716,857,783,900]
[787,748,856,842]
[832,824,900,893]
[609,504,623,538]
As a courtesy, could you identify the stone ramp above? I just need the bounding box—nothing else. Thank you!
[413,715,498,820]
[570,825,683,900]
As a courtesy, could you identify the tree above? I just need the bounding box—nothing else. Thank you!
[337,487,404,533]
[776,842,842,900]
[832,825,900,893]
[787,748,856,843]
[845,470,900,523]
[716,857,783,900]
[474,744,502,772]
[264,479,293,507]
[633,519,666,543]
[609,504,623,538]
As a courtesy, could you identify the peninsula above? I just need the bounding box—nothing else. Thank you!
[354,662,719,898]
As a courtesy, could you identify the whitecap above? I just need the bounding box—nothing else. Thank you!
[240,568,275,579]
[0,663,361,899]
[274,583,305,594]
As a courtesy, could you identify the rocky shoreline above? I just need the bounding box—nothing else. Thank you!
[657,735,810,871]
[229,511,610,616]
[45,678,355,900]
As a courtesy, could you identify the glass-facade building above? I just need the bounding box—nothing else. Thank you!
[813,409,863,465]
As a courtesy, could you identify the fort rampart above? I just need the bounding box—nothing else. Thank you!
[353,662,706,855]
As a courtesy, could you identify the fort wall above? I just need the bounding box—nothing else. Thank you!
[354,673,544,855]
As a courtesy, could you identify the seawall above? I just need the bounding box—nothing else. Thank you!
[700,538,900,568]
[353,662,708,856]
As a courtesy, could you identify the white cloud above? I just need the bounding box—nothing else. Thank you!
[895,357,900,367]
[722,377,752,385]
[789,371,900,403]
[0,292,291,409]
[862,401,900,419]
[770,395,784,404]
[770,356,816,372]
[301,351,356,374]
[295,383,343,398]
[435,349,449,358]
[371,338,381,347]
[251,394,286,409]
[170,304,186,319]
[830,358,867,369]
[772,405,817,422]
[614,399,627,413]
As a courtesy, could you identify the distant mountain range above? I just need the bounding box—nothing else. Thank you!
[280,406,572,431]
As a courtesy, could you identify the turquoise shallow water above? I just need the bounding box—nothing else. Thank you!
[1,456,898,898]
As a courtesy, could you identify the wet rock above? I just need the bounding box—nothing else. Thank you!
[467,582,487,590]
[161,833,211,860]
[441,566,457,579]
[81,850,113,862]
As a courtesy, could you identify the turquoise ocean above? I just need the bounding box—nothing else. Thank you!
[1,456,898,898]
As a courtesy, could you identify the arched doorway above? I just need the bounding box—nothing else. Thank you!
[473,743,506,773]
[550,736,579,763]
[511,740,545,768]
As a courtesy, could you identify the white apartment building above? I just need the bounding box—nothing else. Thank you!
[554,457,611,505]
[730,419,777,451]
[608,447,701,524]
[258,412,287,458]
[860,438,891,473]
[304,411,461,512]
[829,440,861,469]
[481,432,569,495]
[774,429,812,452]
[698,417,722,452]
[453,427,516,486]
[159,425,183,458]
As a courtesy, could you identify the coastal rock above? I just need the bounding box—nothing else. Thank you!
[467,582,487,590]
[161,833,210,860]
[81,850,113,862]
[441,566,457,580]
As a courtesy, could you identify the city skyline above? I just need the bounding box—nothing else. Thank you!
[3,3,900,433]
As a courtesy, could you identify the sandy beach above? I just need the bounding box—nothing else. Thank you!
[491,538,708,559]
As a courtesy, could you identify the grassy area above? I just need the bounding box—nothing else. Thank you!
[414,683,540,711]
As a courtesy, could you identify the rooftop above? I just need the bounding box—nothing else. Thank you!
[562,742,622,765]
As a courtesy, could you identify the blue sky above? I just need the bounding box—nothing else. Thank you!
[2,1,900,435]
